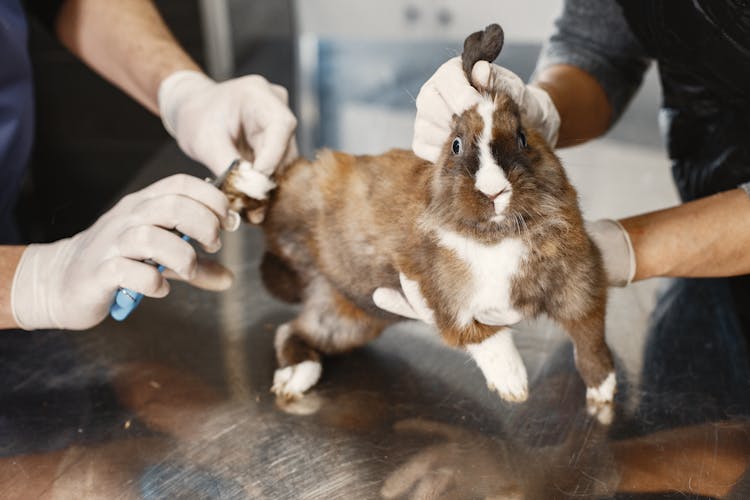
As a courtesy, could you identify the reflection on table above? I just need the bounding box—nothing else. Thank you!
[1,151,749,498]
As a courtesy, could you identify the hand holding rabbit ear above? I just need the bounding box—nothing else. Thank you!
[158,71,298,200]
[412,57,561,163]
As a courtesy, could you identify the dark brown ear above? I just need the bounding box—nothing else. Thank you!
[462,24,504,84]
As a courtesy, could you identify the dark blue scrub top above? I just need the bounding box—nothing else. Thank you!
[0,0,33,244]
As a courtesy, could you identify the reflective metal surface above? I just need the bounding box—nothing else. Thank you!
[2,146,749,500]
[8,1,749,497]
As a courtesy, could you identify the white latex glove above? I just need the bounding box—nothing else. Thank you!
[372,273,436,325]
[413,57,560,163]
[374,273,509,327]
[158,70,298,199]
[10,174,241,331]
[586,219,636,287]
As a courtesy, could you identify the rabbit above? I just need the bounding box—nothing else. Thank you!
[223,24,616,422]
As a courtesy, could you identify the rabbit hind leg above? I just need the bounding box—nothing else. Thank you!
[272,322,323,399]
[272,277,389,399]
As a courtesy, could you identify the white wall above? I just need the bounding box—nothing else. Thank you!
[295,0,563,43]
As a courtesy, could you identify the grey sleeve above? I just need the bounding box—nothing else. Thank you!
[534,0,652,125]
[740,181,750,197]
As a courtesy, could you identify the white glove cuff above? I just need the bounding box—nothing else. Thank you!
[587,219,636,287]
[11,243,66,330]
[526,84,561,147]
[611,219,636,285]
[158,70,215,137]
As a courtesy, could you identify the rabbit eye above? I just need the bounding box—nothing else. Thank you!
[452,137,463,155]
[517,130,528,149]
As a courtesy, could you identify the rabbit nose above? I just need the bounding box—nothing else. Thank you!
[484,187,508,201]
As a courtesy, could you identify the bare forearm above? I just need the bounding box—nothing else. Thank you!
[0,246,25,329]
[621,188,750,280]
[56,0,201,114]
[533,64,612,148]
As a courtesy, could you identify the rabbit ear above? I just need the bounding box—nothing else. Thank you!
[461,24,504,84]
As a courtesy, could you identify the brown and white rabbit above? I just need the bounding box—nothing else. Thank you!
[224,24,616,421]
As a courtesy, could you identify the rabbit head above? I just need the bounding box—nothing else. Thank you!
[424,24,572,242]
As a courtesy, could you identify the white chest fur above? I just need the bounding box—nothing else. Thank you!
[436,229,527,327]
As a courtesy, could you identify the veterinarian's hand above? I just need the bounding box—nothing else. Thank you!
[374,273,512,326]
[373,273,436,324]
[413,57,560,162]
[158,71,298,199]
[586,219,636,287]
[11,174,239,331]
[372,273,518,326]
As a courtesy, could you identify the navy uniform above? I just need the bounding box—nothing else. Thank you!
[0,0,34,243]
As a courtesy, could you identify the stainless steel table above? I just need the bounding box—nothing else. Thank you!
[2,146,749,500]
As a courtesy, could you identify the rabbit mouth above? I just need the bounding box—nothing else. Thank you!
[489,213,506,224]
[488,189,511,222]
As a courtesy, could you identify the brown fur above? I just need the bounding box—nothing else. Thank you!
[225,24,614,401]
[259,252,303,303]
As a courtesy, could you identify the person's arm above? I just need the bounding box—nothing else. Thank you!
[532,0,651,147]
[622,187,750,280]
[533,64,612,147]
[0,247,25,329]
[586,186,750,286]
[54,0,297,190]
[55,0,199,114]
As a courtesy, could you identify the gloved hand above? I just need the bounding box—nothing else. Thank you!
[586,219,636,287]
[373,220,635,323]
[373,273,508,327]
[413,57,560,163]
[11,174,240,331]
[372,273,436,325]
[158,71,298,200]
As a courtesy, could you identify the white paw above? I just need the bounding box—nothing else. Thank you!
[587,401,614,425]
[586,372,616,425]
[466,330,528,403]
[271,361,322,399]
[586,372,616,404]
[487,357,529,403]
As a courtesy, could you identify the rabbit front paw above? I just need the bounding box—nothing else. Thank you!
[466,329,529,403]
